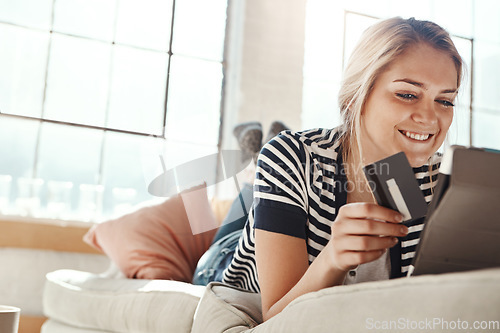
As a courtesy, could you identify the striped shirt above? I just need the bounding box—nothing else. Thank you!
[222,128,440,292]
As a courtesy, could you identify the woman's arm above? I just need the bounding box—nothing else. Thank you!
[256,202,408,321]
[256,230,347,321]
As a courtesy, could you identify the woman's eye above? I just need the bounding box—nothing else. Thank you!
[437,100,455,107]
[396,93,417,100]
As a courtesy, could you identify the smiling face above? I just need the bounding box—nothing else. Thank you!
[360,43,458,167]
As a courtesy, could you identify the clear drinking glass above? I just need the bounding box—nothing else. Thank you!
[112,187,137,217]
[15,177,44,216]
[46,180,73,219]
[0,175,12,214]
[78,184,104,221]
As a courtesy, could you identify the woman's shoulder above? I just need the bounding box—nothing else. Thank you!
[268,127,342,151]
[260,127,343,166]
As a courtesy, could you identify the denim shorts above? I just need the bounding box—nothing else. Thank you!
[192,229,242,286]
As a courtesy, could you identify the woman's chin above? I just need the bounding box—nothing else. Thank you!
[405,153,432,168]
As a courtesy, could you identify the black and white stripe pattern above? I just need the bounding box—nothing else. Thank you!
[398,158,440,274]
[222,128,440,292]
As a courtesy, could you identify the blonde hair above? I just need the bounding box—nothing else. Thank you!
[338,17,463,167]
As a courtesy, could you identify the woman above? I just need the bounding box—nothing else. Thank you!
[219,16,463,321]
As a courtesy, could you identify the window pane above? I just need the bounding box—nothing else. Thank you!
[165,56,223,145]
[447,104,470,147]
[158,141,218,173]
[144,138,218,198]
[36,122,103,214]
[303,1,343,81]
[386,0,432,20]
[343,13,377,68]
[53,0,116,42]
[43,34,111,126]
[0,116,39,210]
[140,136,169,191]
[473,109,500,149]
[473,41,500,111]
[37,123,102,183]
[172,0,227,61]
[106,45,168,134]
[475,0,500,44]
[0,0,53,30]
[431,0,473,39]
[142,138,219,185]
[101,132,156,217]
[114,0,173,51]
[0,24,49,117]
[302,79,341,130]
[342,0,390,19]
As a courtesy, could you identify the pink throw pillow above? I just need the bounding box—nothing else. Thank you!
[84,185,217,282]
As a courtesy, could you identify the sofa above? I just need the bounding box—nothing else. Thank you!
[42,267,500,332]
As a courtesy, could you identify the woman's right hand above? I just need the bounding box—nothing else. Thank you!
[326,202,409,272]
[257,202,409,321]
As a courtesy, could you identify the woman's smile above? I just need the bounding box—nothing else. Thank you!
[398,130,433,142]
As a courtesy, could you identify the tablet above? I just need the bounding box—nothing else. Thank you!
[409,145,500,276]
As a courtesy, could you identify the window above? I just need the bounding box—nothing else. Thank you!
[0,0,228,220]
[302,0,500,151]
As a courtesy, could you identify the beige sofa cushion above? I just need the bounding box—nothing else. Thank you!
[43,269,205,333]
[43,268,500,333]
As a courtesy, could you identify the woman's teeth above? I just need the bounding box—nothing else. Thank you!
[401,130,430,141]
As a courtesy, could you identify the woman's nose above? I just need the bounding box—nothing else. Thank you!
[411,100,439,126]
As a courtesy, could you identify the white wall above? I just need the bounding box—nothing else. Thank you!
[222,0,306,150]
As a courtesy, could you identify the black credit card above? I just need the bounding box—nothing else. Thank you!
[363,152,428,223]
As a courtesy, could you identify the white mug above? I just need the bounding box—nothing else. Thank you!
[0,305,20,333]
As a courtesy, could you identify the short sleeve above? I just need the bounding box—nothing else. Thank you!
[253,133,309,239]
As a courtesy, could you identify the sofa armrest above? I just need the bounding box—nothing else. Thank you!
[251,268,500,332]
[43,269,205,333]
